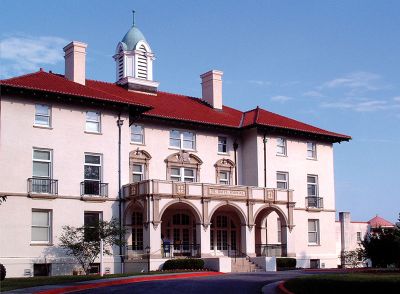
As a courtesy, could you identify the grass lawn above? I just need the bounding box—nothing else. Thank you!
[285,273,400,294]
[0,270,204,292]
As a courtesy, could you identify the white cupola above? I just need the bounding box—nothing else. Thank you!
[113,11,159,92]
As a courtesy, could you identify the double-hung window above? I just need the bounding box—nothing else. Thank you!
[308,219,320,244]
[219,171,230,185]
[84,154,102,195]
[218,137,227,153]
[169,130,195,150]
[34,104,51,127]
[307,142,317,159]
[307,175,318,197]
[84,212,102,241]
[32,149,52,193]
[85,111,101,133]
[132,164,144,183]
[131,124,144,144]
[276,138,287,155]
[170,167,196,182]
[31,210,52,244]
[276,172,289,189]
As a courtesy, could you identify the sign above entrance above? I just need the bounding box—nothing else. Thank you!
[208,187,246,198]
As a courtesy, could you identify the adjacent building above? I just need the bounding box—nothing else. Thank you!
[0,18,352,277]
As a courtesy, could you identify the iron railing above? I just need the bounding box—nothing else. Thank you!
[306,196,324,209]
[255,244,287,257]
[27,178,58,195]
[162,243,201,258]
[80,181,108,197]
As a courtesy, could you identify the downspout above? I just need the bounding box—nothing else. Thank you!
[117,113,124,273]
[233,141,238,185]
[263,133,267,187]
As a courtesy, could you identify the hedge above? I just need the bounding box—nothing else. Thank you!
[276,258,296,270]
[0,263,6,281]
[163,258,205,270]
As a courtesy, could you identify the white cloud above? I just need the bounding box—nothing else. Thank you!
[248,80,271,86]
[270,95,292,103]
[0,35,67,78]
[321,99,389,112]
[393,96,400,102]
[302,90,324,98]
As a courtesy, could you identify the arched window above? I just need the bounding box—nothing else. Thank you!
[165,151,203,182]
[129,149,151,183]
[137,44,147,79]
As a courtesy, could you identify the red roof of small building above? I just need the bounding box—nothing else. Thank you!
[368,215,394,228]
[0,70,351,141]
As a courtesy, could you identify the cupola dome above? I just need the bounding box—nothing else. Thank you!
[121,26,146,51]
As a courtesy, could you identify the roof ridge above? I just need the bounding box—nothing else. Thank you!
[0,69,43,82]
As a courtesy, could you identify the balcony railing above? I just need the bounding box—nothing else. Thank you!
[255,244,287,257]
[306,196,324,209]
[80,181,108,197]
[162,243,201,258]
[27,178,58,195]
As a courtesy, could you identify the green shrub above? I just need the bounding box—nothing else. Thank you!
[276,258,296,270]
[0,263,6,281]
[163,258,204,270]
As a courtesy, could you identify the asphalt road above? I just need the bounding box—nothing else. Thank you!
[74,271,307,294]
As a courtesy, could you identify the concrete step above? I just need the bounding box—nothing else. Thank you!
[231,257,264,273]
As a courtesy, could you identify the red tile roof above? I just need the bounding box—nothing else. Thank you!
[368,215,394,228]
[0,70,351,141]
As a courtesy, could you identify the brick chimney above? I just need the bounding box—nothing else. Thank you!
[63,41,87,85]
[200,70,223,110]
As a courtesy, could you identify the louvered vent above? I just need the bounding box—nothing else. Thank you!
[137,44,147,79]
[118,48,124,80]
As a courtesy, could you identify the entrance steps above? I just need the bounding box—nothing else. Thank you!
[231,257,264,272]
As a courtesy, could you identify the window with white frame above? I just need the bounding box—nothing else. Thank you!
[307,175,318,197]
[34,104,51,127]
[277,218,282,243]
[130,124,144,144]
[276,138,287,155]
[219,171,230,185]
[31,210,52,243]
[132,164,144,183]
[307,142,317,159]
[218,136,227,153]
[85,111,101,133]
[276,172,289,189]
[170,167,196,182]
[169,130,195,150]
[33,149,52,179]
[308,219,320,244]
[84,154,102,195]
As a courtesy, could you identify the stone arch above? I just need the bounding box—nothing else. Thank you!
[165,151,203,182]
[254,205,288,227]
[159,199,202,224]
[214,158,235,184]
[123,200,145,225]
[129,149,151,182]
[209,201,247,226]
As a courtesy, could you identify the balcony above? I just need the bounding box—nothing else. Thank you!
[306,196,324,209]
[80,181,108,199]
[27,178,58,197]
[255,244,287,257]
[123,180,294,203]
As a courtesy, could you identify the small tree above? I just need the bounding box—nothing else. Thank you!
[0,195,6,205]
[59,218,125,275]
[341,249,364,268]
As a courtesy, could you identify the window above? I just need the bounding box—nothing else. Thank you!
[84,212,102,241]
[276,138,287,155]
[85,111,101,133]
[169,130,195,150]
[84,154,102,195]
[277,218,282,243]
[307,175,318,197]
[357,232,362,242]
[132,211,143,250]
[170,167,196,182]
[218,137,227,153]
[308,219,320,244]
[131,124,144,144]
[307,142,317,159]
[34,104,51,127]
[31,210,51,244]
[132,164,144,183]
[34,264,51,276]
[219,171,230,185]
[277,172,289,189]
[32,149,52,193]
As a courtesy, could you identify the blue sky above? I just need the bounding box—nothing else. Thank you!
[1,1,399,222]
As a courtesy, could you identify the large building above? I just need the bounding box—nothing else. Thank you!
[0,17,352,277]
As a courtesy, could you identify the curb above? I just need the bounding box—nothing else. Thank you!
[36,272,224,294]
[277,281,294,294]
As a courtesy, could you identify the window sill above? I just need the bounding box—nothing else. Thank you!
[276,154,287,157]
[168,147,197,152]
[84,131,103,135]
[217,152,228,156]
[130,142,145,146]
[306,157,318,161]
[308,244,321,247]
[33,125,53,130]
[30,243,53,246]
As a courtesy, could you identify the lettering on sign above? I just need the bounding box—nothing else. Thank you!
[208,188,246,197]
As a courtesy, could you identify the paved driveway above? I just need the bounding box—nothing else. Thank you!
[74,271,306,294]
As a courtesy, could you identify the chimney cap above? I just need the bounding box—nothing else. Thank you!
[63,41,88,52]
[200,70,223,79]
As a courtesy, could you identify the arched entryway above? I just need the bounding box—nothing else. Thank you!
[254,205,288,257]
[160,201,202,257]
[209,203,246,256]
[124,201,145,258]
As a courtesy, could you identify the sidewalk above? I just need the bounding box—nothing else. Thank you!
[5,271,224,294]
